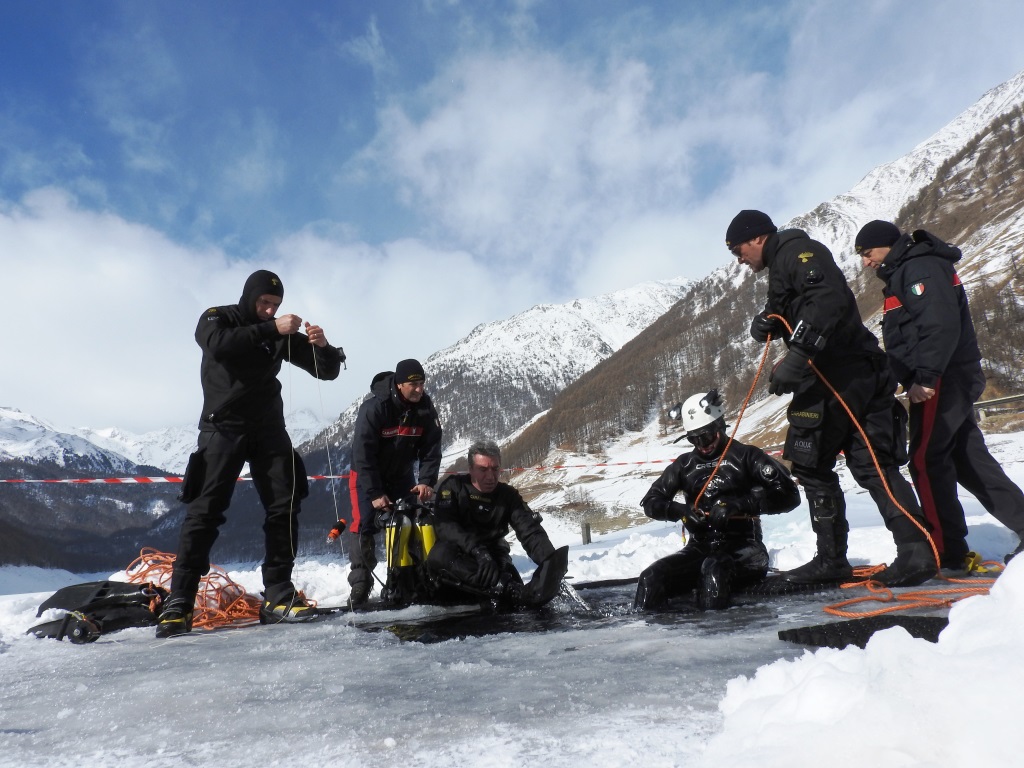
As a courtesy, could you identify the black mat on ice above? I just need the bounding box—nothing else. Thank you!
[778,614,949,649]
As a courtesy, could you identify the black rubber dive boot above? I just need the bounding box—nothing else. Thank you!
[781,495,853,584]
[697,554,735,611]
[872,541,938,586]
[260,583,316,624]
[155,593,195,638]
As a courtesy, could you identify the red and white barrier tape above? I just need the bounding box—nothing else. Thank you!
[0,450,789,484]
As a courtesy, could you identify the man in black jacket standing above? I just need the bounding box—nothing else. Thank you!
[857,220,1024,566]
[635,390,801,609]
[726,209,935,586]
[157,269,345,638]
[347,359,442,605]
[426,440,559,603]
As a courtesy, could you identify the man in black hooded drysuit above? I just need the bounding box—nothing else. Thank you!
[157,270,345,638]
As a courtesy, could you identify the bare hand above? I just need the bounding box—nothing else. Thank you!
[304,322,329,348]
[275,313,302,335]
[371,495,393,510]
[909,384,936,404]
[411,484,434,502]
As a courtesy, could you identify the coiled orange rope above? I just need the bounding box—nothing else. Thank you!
[124,548,263,630]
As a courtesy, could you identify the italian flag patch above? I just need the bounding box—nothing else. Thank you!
[910,282,926,296]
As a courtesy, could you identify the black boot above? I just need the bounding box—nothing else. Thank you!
[872,541,937,586]
[781,494,853,584]
[260,582,317,623]
[155,592,195,638]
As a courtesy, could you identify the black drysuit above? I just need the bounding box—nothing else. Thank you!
[635,439,800,608]
[761,229,926,546]
[346,373,442,591]
[426,474,556,594]
[876,230,1024,561]
[172,276,344,596]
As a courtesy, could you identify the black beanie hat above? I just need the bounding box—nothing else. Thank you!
[239,269,284,322]
[395,359,426,383]
[854,220,902,253]
[726,210,777,248]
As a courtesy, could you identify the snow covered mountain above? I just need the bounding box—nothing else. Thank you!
[0,407,143,474]
[504,68,1024,496]
[68,407,331,475]
[301,277,690,472]
[790,69,1024,273]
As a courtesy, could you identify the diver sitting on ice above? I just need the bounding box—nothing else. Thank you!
[635,389,801,610]
[425,440,568,608]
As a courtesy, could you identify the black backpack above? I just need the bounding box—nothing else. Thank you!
[28,580,168,644]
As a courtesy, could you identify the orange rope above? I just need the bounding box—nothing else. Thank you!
[734,318,1003,619]
[692,336,776,512]
[123,548,297,631]
[823,573,997,619]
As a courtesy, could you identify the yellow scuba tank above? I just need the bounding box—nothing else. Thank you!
[384,501,436,567]
[385,514,414,568]
[382,498,438,607]
[417,516,436,557]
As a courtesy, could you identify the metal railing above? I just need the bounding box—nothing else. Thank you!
[976,392,1024,421]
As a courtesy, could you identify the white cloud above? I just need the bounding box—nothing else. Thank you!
[351,0,1024,302]
[0,188,548,432]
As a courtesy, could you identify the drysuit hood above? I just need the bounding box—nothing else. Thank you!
[239,270,284,323]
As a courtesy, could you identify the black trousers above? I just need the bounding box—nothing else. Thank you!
[784,360,924,545]
[635,538,769,608]
[910,374,1024,560]
[171,425,306,595]
[345,479,410,590]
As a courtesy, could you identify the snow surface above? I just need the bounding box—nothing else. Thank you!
[2,433,1023,767]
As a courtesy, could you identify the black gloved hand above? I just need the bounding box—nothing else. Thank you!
[768,347,813,396]
[682,502,709,532]
[707,500,732,531]
[472,547,501,588]
[373,505,394,531]
[750,312,783,343]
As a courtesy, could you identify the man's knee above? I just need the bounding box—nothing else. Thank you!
[634,566,667,610]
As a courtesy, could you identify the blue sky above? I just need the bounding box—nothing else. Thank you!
[3,0,1024,433]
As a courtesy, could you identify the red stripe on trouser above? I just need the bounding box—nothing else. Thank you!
[348,470,365,534]
[910,380,945,554]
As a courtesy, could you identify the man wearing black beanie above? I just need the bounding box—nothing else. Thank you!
[858,221,1024,567]
[347,358,442,605]
[156,269,346,637]
[724,210,935,587]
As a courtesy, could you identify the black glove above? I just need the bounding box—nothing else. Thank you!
[750,312,783,343]
[472,547,501,588]
[707,500,731,531]
[682,504,709,532]
[373,505,394,530]
[768,347,813,396]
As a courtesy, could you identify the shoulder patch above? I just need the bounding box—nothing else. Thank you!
[797,252,814,263]
[910,282,926,297]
